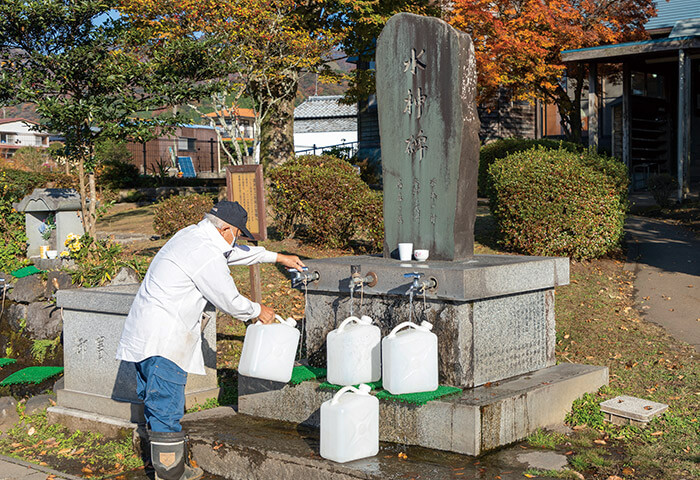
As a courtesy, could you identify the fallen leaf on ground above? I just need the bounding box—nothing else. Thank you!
[82,467,93,474]
[606,476,623,480]
[622,466,635,475]
[573,425,586,430]
[650,431,664,436]
[594,439,607,445]
[27,427,35,436]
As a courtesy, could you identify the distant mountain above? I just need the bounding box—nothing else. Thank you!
[1,103,39,122]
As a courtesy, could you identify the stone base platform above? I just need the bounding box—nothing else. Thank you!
[181,407,579,480]
[239,363,608,456]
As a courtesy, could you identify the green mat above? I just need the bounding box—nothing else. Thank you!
[289,365,327,385]
[0,366,64,386]
[11,265,44,278]
[319,380,383,392]
[0,358,17,368]
[375,385,462,406]
[319,380,462,406]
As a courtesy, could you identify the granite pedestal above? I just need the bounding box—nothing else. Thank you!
[49,284,219,436]
[238,363,608,456]
[301,254,568,388]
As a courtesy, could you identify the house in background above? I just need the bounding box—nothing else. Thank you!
[562,0,700,199]
[202,107,256,141]
[124,124,221,175]
[0,118,50,158]
[293,95,358,156]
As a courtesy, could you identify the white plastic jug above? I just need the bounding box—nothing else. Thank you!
[326,315,381,386]
[238,315,300,383]
[320,384,379,463]
[381,320,438,395]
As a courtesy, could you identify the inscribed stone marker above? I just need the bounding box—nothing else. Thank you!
[376,13,480,261]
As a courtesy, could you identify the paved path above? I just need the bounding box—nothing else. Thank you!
[625,215,700,352]
[0,455,81,480]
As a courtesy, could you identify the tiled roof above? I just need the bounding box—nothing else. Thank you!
[646,0,700,31]
[294,96,357,120]
[295,117,357,134]
[0,117,38,126]
[203,107,255,119]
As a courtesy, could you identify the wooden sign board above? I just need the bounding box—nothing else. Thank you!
[225,165,267,241]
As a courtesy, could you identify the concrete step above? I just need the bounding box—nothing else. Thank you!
[181,407,566,480]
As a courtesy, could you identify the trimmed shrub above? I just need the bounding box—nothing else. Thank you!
[647,173,677,208]
[268,155,383,250]
[488,147,625,260]
[153,193,214,238]
[479,138,584,196]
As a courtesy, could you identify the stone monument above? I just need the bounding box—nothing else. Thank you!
[376,13,479,261]
[240,13,609,456]
[13,188,84,258]
[48,285,219,438]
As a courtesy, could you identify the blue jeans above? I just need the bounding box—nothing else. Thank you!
[135,356,188,433]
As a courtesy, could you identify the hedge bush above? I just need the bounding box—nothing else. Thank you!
[479,138,584,196]
[647,173,677,208]
[153,193,214,238]
[268,155,383,250]
[488,147,625,260]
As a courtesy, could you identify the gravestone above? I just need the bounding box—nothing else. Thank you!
[49,285,219,432]
[13,188,84,258]
[376,13,479,261]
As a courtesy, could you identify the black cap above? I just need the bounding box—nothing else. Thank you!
[209,201,255,240]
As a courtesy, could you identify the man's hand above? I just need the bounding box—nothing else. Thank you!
[257,304,275,324]
[277,253,306,271]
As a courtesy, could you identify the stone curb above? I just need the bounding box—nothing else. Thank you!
[0,453,83,480]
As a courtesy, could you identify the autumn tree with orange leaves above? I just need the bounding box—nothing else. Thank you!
[448,0,658,142]
[118,0,338,167]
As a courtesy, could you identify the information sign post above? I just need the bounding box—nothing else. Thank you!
[225,165,267,303]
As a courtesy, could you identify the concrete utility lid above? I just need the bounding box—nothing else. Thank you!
[600,395,669,423]
[13,188,81,212]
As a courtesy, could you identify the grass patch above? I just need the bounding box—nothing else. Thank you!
[526,429,567,449]
[524,468,583,479]
[0,407,143,477]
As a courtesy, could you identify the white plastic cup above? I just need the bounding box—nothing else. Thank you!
[398,242,413,261]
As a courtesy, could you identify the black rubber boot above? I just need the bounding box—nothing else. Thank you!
[149,430,203,480]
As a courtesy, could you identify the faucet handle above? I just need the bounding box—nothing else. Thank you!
[404,272,424,279]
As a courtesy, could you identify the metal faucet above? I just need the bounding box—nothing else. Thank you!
[288,267,320,288]
[404,272,437,296]
[350,265,377,292]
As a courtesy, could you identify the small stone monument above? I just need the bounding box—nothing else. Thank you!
[376,12,480,260]
[13,188,84,257]
[49,285,219,437]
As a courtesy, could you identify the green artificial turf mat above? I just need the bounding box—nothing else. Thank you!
[10,265,44,278]
[0,358,17,367]
[375,385,463,405]
[289,365,327,385]
[319,380,384,392]
[0,366,64,386]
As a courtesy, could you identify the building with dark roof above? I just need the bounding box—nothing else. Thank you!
[293,95,358,155]
[0,118,50,158]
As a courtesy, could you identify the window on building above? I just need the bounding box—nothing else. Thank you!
[35,136,43,146]
[631,72,665,99]
[178,137,196,151]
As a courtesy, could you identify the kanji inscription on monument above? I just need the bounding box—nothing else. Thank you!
[376,13,480,261]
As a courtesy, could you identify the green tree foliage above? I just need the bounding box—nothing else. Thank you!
[0,0,219,236]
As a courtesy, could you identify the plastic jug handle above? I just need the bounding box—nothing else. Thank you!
[330,384,372,405]
[336,316,362,333]
[274,314,297,328]
[387,320,433,338]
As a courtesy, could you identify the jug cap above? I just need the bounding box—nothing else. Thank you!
[420,321,433,331]
[359,315,373,325]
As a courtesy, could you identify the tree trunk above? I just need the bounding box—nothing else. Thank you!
[88,171,97,237]
[77,157,89,234]
[260,72,298,170]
